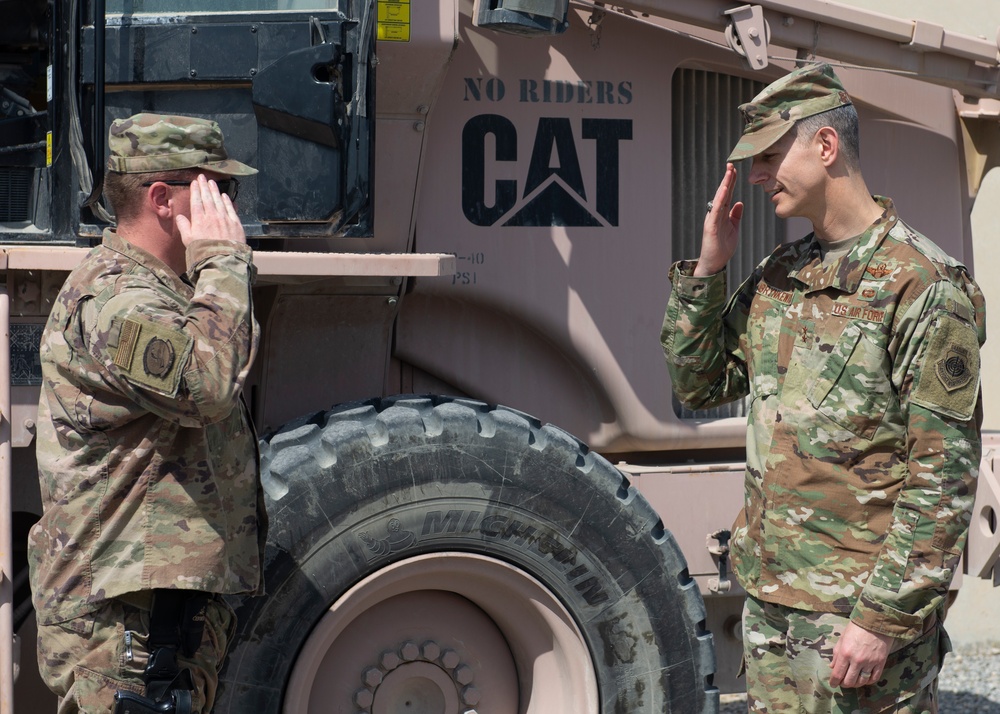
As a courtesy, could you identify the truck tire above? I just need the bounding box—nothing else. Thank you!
[216,395,718,714]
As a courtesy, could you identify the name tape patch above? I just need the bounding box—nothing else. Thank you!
[831,303,886,323]
[756,283,793,305]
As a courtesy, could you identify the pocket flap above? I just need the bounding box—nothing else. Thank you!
[805,321,864,409]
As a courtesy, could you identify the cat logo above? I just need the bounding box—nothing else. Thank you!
[461,114,632,227]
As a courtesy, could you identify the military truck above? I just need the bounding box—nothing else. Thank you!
[2,0,999,711]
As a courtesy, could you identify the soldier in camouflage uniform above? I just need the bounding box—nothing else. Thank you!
[661,64,984,713]
[27,113,267,713]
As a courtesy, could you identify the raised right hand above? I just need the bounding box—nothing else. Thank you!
[175,173,246,247]
[694,163,744,277]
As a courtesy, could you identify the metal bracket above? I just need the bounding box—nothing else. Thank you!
[724,5,769,70]
[966,444,1000,581]
[707,529,732,593]
[904,19,944,53]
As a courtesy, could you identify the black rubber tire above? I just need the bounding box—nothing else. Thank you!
[216,395,718,713]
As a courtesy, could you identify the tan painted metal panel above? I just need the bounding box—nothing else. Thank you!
[405,4,972,452]
[967,434,1000,580]
[834,0,1000,44]
[606,0,1000,98]
[0,248,456,278]
[626,464,745,582]
[254,252,456,277]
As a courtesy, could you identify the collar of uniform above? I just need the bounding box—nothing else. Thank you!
[103,228,191,295]
[788,196,898,294]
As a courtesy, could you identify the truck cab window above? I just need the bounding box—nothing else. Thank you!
[105,0,342,11]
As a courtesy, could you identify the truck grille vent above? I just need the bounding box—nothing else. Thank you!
[671,68,785,420]
[0,167,32,223]
[11,323,43,386]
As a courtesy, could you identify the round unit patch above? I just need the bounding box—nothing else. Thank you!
[144,337,176,378]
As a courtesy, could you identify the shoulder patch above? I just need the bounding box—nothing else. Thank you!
[111,317,192,396]
[911,313,980,421]
[143,337,176,378]
[935,344,973,392]
[113,319,141,369]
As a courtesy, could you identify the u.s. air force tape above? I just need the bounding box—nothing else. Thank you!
[112,316,192,396]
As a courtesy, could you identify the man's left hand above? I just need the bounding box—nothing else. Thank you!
[830,621,894,689]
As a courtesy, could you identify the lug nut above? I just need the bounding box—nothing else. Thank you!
[440,649,460,669]
[400,641,419,661]
[461,685,482,706]
[380,650,401,670]
[355,688,374,708]
[362,667,383,687]
[454,665,474,685]
[421,641,441,661]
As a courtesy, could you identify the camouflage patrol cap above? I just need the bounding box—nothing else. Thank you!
[106,113,257,175]
[728,63,852,162]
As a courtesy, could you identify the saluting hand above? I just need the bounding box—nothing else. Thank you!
[176,174,246,247]
[694,163,744,277]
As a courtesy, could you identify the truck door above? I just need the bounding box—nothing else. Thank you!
[63,0,374,241]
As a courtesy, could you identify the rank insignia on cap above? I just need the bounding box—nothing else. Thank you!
[936,344,973,392]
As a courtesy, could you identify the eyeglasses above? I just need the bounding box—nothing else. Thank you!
[141,178,240,201]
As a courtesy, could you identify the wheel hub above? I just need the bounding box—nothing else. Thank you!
[354,640,481,714]
[283,553,598,714]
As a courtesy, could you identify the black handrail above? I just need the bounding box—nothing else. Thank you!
[82,0,105,212]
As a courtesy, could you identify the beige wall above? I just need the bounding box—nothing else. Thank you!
[971,167,1000,432]
[836,0,1000,39]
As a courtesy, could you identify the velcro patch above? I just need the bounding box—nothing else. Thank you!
[113,319,141,370]
[111,317,192,397]
[911,313,980,421]
[935,345,973,392]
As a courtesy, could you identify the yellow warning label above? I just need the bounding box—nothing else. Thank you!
[46,131,52,167]
[377,0,410,41]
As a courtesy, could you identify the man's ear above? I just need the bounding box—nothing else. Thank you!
[146,182,173,219]
[815,126,839,167]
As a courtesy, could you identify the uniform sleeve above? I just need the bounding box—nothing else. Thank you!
[851,278,984,639]
[660,259,754,410]
[85,239,259,427]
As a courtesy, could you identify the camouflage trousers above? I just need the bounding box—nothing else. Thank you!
[743,595,945,714]
[36,592,236,714]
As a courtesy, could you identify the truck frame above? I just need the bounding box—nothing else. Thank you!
[1,0,999,712]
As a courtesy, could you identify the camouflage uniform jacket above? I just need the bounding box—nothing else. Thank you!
[661,197,985,640]
[29,229,267,629]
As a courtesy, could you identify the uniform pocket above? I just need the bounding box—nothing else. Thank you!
[72,664,145,711]
[806,321,892,440]
[729,502,761,585]
[863,623,940,713]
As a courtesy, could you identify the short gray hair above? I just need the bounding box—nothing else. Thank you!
[794,104,861,170]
